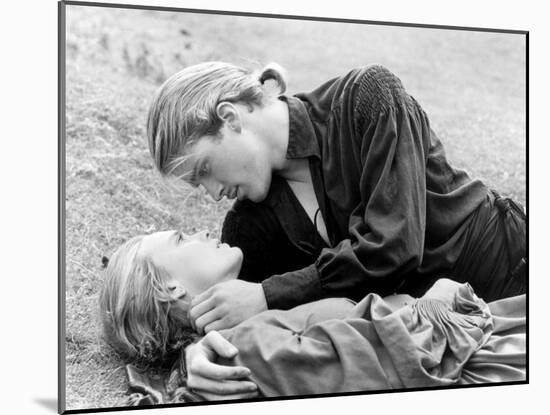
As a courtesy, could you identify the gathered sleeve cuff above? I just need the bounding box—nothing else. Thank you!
[261,264,322,310]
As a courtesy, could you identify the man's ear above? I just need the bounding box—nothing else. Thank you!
[163,279,187,302]
[215,102,242,133]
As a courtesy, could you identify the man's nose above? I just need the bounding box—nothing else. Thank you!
[202,180,223,202]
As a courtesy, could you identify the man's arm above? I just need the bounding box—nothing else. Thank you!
[189,196,322,333]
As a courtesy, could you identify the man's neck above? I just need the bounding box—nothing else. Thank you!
[277,158,311,183]
[263,98,291,170]
[261,99,311,183]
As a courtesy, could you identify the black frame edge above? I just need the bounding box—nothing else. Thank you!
[58,0,67,414]
[525,30,529,384]
[62,381,529,414]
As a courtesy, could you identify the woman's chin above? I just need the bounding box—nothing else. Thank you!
[230,247,244,275]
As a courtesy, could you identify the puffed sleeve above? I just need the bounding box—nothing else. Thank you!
[316,65,432,297]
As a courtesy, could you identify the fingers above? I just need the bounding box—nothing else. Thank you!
[190,295,216,318]
[200,331,239,358]
[195,307,225,335]
[186,352,254,389]
[185,332,258,399]
[191,287,214,309]
[204,318,234,333]
[187,358,251,381]
[187,377,258,396]
[186,334,249,380]
[189,295,216,323]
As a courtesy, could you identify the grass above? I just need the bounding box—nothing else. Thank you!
[63,4,526,411]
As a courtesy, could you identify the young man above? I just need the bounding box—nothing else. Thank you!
[147,62,526,398]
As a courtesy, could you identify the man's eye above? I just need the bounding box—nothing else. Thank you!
[198,162,209,177]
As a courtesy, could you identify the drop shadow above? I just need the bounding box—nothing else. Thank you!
[34,398,58,412]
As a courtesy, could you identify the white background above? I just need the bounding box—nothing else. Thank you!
[0,0,546,413]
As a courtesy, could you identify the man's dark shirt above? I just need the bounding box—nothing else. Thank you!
[222,65,489,309]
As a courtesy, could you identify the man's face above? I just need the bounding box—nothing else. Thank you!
[179,128,273,203]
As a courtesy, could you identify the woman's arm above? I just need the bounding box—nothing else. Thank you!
[218,282,495,397]
[184,331,259,400]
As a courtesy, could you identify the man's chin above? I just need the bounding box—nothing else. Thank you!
[246,190,269,203]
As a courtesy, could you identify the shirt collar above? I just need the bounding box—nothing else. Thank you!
[261,96,319,209]
[279,95,320,159]
[258,97,327,250]
[260,175,328,252]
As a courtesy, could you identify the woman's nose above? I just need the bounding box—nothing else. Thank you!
[195,230,211,240]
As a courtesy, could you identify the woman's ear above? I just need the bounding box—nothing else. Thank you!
[163,279,187,302]
[216,102,242,133]
[101,256,109,268]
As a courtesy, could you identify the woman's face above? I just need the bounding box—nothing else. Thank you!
[180,126,273,203]
[138,230,243,297]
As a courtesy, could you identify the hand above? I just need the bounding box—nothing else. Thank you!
[189,280,267,334]
[423,278,461,304]
[186,331,259,400]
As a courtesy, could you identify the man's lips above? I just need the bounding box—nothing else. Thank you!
[220,186,244,200]
[225,187,239,200]
[236,187,245,201]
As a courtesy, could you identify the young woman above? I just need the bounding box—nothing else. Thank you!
[99,230,525,403]
[146,62,526,397]
[99,230,243,363]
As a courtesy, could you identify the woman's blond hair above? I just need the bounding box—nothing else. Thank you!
[99,236,196,363]
[146,61,287,177]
